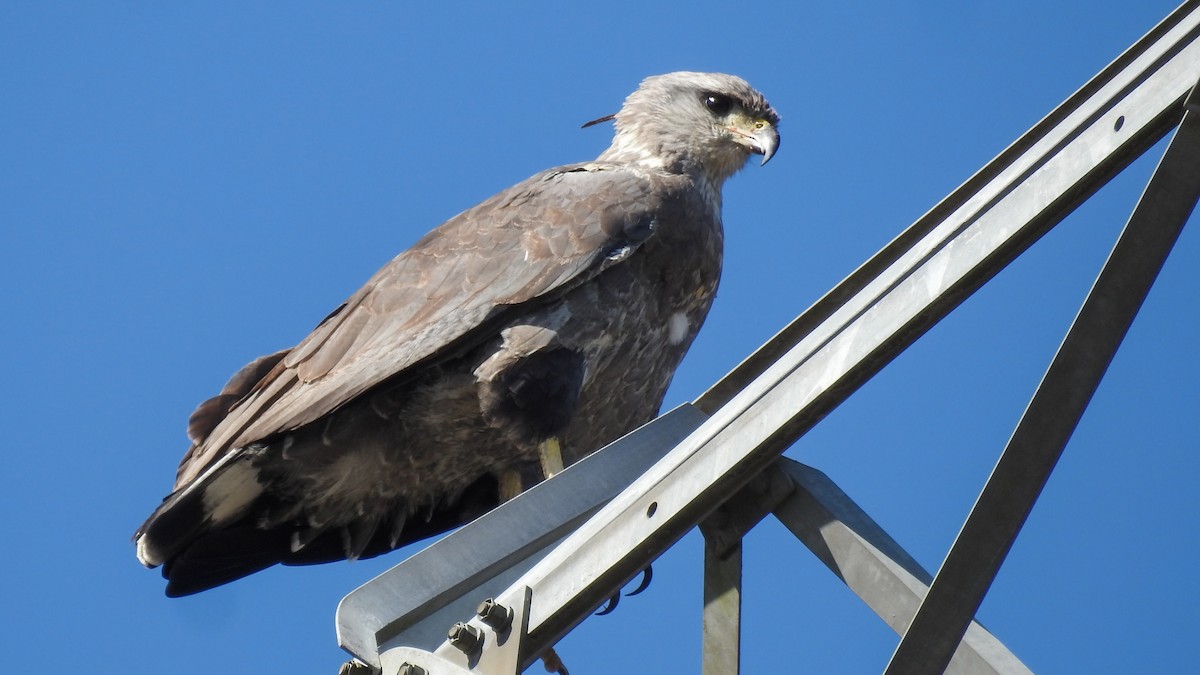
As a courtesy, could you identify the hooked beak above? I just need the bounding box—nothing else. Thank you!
[728,117,780,166]
[749,121,779,165]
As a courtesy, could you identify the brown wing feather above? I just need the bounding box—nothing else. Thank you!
[173,164,662,487]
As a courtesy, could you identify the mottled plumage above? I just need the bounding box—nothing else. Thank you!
[135,72,780,596]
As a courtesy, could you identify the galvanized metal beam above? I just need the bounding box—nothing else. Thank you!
[772,460,1032,674]
[884,78,1200,675]
[700,534,742,675]
[336,405,707,669]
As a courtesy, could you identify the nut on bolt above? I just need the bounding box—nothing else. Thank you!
[476,598,513,631]
[338,659,377,675]
[397,664,426,675]
[447,621,483,655]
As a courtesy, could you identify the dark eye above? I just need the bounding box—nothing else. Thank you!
[703,93,733,115]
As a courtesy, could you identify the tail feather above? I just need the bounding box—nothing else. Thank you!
[135,453,264,570]
[136,462,505,595]
[162,526,290,597]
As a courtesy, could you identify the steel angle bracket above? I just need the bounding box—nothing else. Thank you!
[370,588,535,675]
[375,648,473,675]
[335,404,707,669]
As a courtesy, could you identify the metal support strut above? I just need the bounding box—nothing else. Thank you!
[885,76,1200,675]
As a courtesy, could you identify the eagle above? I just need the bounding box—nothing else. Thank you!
[135,71,780,597]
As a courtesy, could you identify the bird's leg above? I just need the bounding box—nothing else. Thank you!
[498,435,563,503]
[498,469,525,503]
[538,436,564,479]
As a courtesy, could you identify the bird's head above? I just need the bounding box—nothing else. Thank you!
[593,72,780,187]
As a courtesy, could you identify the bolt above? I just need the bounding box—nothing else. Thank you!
[338,659,377,675]
[476,598,513,632]
[397,664,426,675]
[447,622,483,655]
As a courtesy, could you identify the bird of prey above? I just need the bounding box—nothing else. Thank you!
[135,71,780,597]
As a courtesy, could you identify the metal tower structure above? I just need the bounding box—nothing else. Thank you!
[335,3,1200,672]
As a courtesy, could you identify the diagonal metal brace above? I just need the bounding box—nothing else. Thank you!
[885,79,1200,675]
[773,460,1032,674]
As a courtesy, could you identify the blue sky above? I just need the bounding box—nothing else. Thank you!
[2,2,1196,673]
